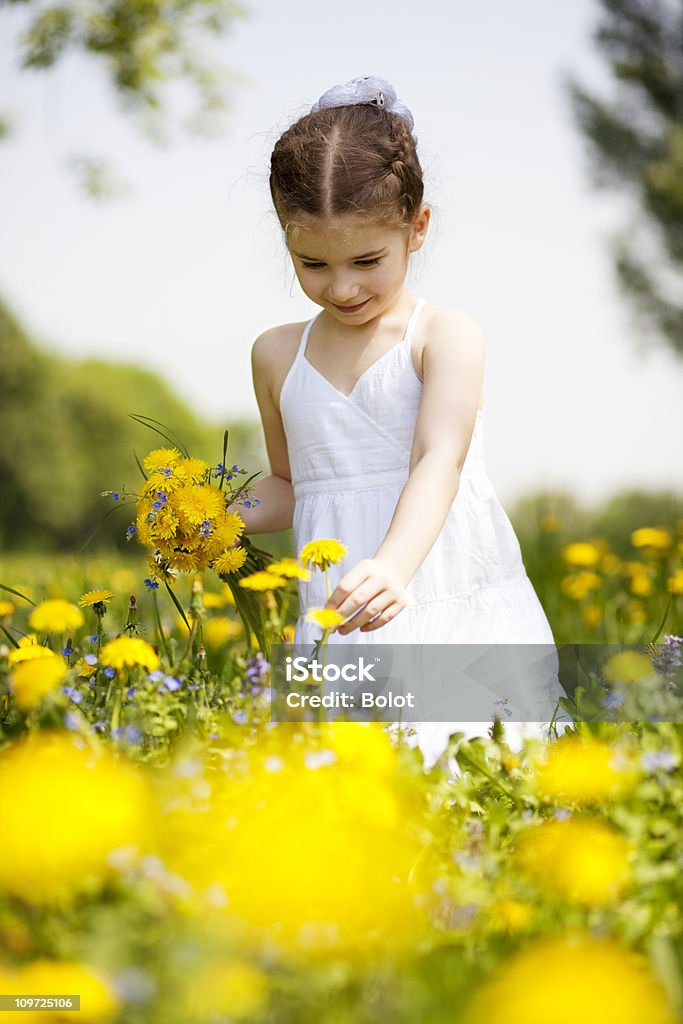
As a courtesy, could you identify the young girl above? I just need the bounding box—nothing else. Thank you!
[241,75,570,765]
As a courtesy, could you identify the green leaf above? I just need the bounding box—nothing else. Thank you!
[0,582,36,607]
[128,414,191,458]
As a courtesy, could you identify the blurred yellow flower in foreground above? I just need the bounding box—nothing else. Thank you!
[531,736,637,804]
[299,539,347,571]
[160,723,429,962]
[0,599,14,617]
[0,959,119,1023]
[10,656,67,712]
[181,959,268,1021]
[462,933,677,1024]
[0,733,155,905]
[487,898,532,933]
[562,542,600,567]
[515,818,632,905]
[100,636,160,673]
[29,599,84,634]
[8,636,56,666]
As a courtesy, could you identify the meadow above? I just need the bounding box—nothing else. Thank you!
[0,463,682,1024]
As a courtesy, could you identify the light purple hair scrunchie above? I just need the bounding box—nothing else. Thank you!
[310,75,416,141]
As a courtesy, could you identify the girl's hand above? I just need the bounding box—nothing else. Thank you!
[323,558,408,634]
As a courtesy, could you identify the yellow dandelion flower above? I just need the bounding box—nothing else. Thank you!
[100,637,159,673]
[631,527,672,551]
[149,508,180,542]
[0,732,155,905]
[462,933,677,1024]
[488,898,533,933]
[181,959,268,1021]
[305,607,346,630]
[212,546,249,575]
[560,571,601,600]
[174,457,211,484]
[666,569,683,595]
[531,737,637,804]
[0,599,14,617]
[603,650,655,684]
[267,558,311,581]
[582,604,602,629]
[8,960,120,1021]
[515,818,633,905]
[142,447,182,472]
[75,657,98,679]
[167,550,201,574]
[8,637,56,666]
[172,483,224,529]
[202,591,226,609]
[630,571,653,596]
[203,616,243,647]
[10,657,67,712]
[562,542,600,567]
[239,571,287,591]
[78,589,115,608]
[29,599,84,634]
[203,511,246,558]
[299,538,347,571]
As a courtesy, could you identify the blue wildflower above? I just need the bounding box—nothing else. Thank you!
[62,685,83,704]
[199,519,212,538]
[144,579,160,591]
[214,463,224,478]
[64,711,81,731]
[62,646,72,658]
[152,500,164,511]
[126,524,137,540]
[231,710,248,725]
[126,686,136,699]
[160,675,182,692]
[602,691,626,710]
[156,491,168,503]
[83,653,98,666]
[112,492,120,501]
[124,725,143,744]
[641,750,677,772]
[104,667,116,679]
[89,635,99,644]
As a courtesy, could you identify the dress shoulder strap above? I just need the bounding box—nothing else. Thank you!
[403,296,426,346]
[296,311,322,360]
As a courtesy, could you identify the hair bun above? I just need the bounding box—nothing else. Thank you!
[311,75,416,140]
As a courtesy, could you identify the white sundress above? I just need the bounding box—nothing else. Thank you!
[278,296,571,768]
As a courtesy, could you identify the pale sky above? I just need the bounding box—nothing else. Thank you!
[1,0,681,507]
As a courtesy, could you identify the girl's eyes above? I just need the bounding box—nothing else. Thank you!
[300,258,382,269]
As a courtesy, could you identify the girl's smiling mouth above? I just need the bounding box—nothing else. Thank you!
[332,299,370,313]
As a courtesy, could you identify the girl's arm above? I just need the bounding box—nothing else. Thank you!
[239,330,296,535]
[324,309,486,633]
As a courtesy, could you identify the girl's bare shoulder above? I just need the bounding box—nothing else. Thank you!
[251,320,308,412]
[413,301,485,371]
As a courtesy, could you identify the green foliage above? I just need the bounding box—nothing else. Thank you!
[563,0,683,357]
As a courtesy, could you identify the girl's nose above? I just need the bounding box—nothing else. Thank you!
[328,277,361,304]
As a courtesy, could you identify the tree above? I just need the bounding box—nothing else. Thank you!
[0,0,247,198]
[563,0,683,358]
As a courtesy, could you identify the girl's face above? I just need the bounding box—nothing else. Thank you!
[286,205,430,325]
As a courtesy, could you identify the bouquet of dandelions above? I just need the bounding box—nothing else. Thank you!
[102,419,278,650]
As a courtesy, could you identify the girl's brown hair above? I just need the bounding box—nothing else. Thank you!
[269,104,424,233]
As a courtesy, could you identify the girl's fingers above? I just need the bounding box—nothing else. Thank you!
[333,580,382,623]
[340,593,390,634]
[360,601,402,633]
